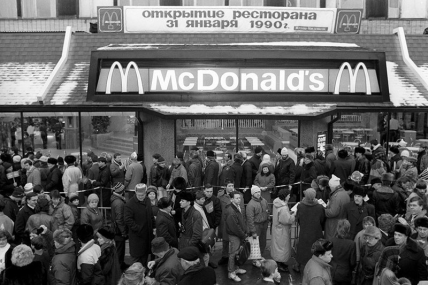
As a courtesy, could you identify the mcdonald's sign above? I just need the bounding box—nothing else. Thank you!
[98,7,123,33]
[335,9,362,34]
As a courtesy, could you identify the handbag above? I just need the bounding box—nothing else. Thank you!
[248,236,262,260]
[235,239,251,266]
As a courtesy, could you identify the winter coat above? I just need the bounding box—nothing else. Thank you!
[87,164,99,182]
[0,213,13,236]
[355,156,370,185]
[99,242,121,285]
[225,203,246,240]
[110,193,127,236]
[3,260,45,285]
[314,158,329,177]
[330,158,354,184]
[324,187,350,240]
[219,162,242,189]
[301,162,317,191]
[178,206,202,250]
[92,165,111,188]
[80,206,103,232]
[302,255,333,285]
[274,157,295,186]
[219,192,244,241]
[311,178,331,204]
[329,237,356,283]
[110,160,125,185]
[46,165,63,192]
[49,241,77,285]
[372,186,400,219]
[151,166,170,188]
[343,201,375,240]
[254,172,275,203]
[356,241,384,285]
[249,155,262,183]
[77,240,104,285]
[325,150,336,171]
[124,162,143,190]
[124,196,155,258]
[177,262,216,285]
[204,159,219,187]
[26,212,55,233]
[203,195,221,229]
[62,165,82,197]
[230,161,243,189]
[271,198,295,263]
[368,159,387,184]
[26,166,41,186]
[246,197,269,235]
[2,197,18,222]
[296,197,325,266]
[14,204,35,244]
[169,164,188,185]
[241,159,253,188]
[50,199,75,231]
[396,238,427,284]
[156,210,178,249]
[152,248,184,285]
[188,158,203,187]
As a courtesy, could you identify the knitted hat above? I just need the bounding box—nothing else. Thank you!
[11,245,34,267]
[378,214,395,232]
[281,147,288,155]
[135,184,147,193]
[151,237,169,254]
[353,186,365,197]
[97,227,115,240]
[254,146,263,154]
[414,216,428,229]
[112,182,125,193]
[394,223,411,237]
[180,191,194,202]
[177,246,200,261]
[24,183,33,194]
[87,193,99,202]
[206,150,215,157]
[12,155,21,163]
[364,226,381,239]
[251,185,261,196]
[69,194,79,203]
[147,186,157,197]
[303,188,316,200]
[329,175,341,189]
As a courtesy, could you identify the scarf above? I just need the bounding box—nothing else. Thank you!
[112,159,122,167]
[100,240,115,252]
[194,203,209,230]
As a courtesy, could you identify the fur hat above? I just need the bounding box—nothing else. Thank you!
[305,146,315,153]
[305,154,314,161]
[414,216,428,229]
[281,147,288,155]
[64,155,76,164]
[354,147,365,154]
[251,185,261,196]
[53,228,72,245]
[177,246,200,261]
[76,224,94,243]
[180,191,194,202]
[11,187,24,199]
[97,227,115,240]
[11,245,34,267]
[353,186,365,197]
[381,173,394,182]
[364,226,381,239]
[378,214,395,232]
[172,177,187,191]
[329,175,341,189]
[254,146,263,154]
[69,194,79,203]
[147,186,157,197]
[135,184,147,193]
[47,157,57,164]
[206,150,215,157]
[158,157,165,163]
[394,223,411,237]
[152,153,161,159]
[151,237,169,254]
[176,152,184,159]
[130,152,138,160]
[317,176,329,187]
[303,188,316,200]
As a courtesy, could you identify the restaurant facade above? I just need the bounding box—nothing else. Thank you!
[1,4,428,166]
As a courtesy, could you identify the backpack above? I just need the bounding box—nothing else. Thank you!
[197,228,216,253]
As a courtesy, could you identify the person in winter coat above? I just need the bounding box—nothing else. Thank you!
[356,226,384,285]
[354,147,370,185]
[177,246,216,285]
[330,149,354,184]
[246,185,270,262]
[110,153,125,185]
[254,162,276,206]
[354,216,376,265]
[3,244,45,285]
[150,157,170,199]
[368,151,388,184]
[226,191,247,282]
[325,144,336,171]
[168,158,188,188]
[204,151,219,191]
[258,154,275,174]
[301,154,317,192]
[80,194,103,232]
[373,173,400,219]
[76,224,104,285]
[328,219,356,285]
[2,189,21,222]
[313,151,329,177]
[49,229,77,285]
[295,188,325,273]
[147,186,159,217]
[2,163,16,197]
[302,239,334,285]
[50,190,75,231]
[124,184,156,266]
[311,175,331,204]
[110,182,127,267]
[400,196,428,233]
[187,153,203,188]
[398,153,418,182]
[249,146,263,183]
[62,155,82,198]
[156,197,178,249]
[411,216,428,257]
[240,151,253,202]
[26,198,55,233]
[177,191,202,250]
[145,237,184,285]
[68,194,80,240]
[96,228,121,285]
[274,147,295,189]
[14,192,37,245]
[343,186,376,239]
[203,185,222,230]
[270,188,295,273]
[324,176,350,240]
[392,176,414,215]
[45,158,63,192]
[23,160,41,188]
[124,152,144,192]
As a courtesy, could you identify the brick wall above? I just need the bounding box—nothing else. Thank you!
[0,18,427,34]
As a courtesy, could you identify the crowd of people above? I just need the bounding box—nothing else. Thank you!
[0,138,427,284]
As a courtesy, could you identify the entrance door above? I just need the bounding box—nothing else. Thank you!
[366,0,388,18]
[57,0,76,16]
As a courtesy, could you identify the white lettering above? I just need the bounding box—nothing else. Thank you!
[309,73,325,91]
[260,73,276,91]
[279,70,285,90]
[220,72,239,91]
[198,70,219,91]
[178,72,194,91]
[151,70,178,91]
[241,73,258,90]
[287,71,304,91]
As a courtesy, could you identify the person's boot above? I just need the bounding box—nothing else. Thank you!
[278,262,289,273]
[218,256,229,265]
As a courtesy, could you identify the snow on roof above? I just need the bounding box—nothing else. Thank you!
[419,64,428,82]
[147,103,335,116]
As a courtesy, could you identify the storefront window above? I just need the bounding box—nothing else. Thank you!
[0,113,22,154]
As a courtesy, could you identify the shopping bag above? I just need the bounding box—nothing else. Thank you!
[247,236,262,260]
[235,240,251,266]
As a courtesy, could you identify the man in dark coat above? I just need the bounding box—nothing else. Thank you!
[354,147,370,185]
[249,146,263,183]
[46,157,63,192]
[203,185,222,230]
[156,197,178,248]
[204,151,219,193]
[274,147,295,188]
[372,173,400,220]
[124,183,155,266]
[110,153,125,185]
[188,153,203,188]
[91,157,111,207]
[178,191,202,250]
[177,246,216,285]
[240,152,253,203]
[137,153,148,184]
[14,192,38,245]
[343,186,376,239]
[110,182,127,267]
[2,188,22,222]
[229,153,243,190]
[330,149,355,184]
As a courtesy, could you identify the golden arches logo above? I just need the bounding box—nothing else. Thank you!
[102,11,121,30]
[334,62,371,95]
[105,61,144,94]
[339,14,358,32]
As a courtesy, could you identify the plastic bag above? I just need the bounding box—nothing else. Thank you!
[248,236,262,260]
